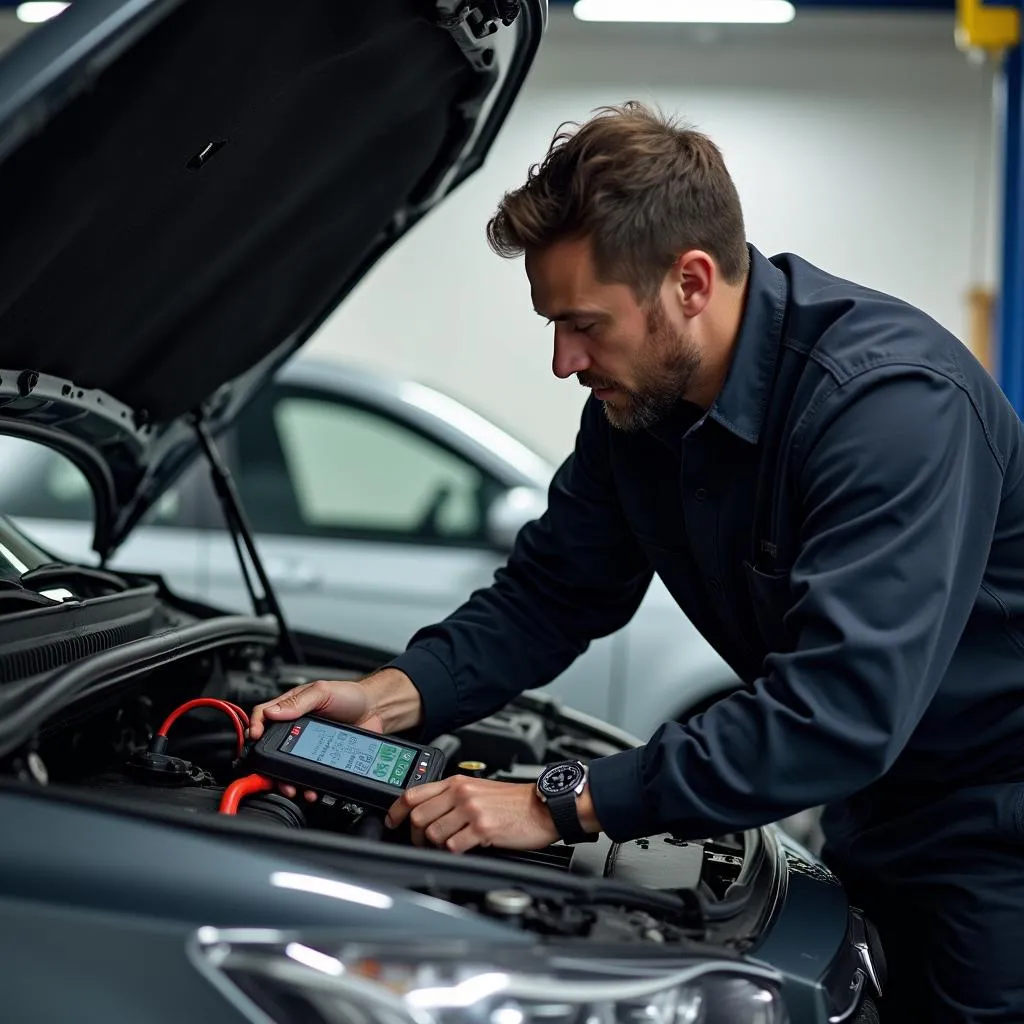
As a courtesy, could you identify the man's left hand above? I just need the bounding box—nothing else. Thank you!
[385,776,558,853]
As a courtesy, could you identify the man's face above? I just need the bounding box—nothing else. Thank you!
[526,237,702,431]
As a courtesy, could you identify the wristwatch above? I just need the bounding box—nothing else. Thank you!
[536,760,598,845]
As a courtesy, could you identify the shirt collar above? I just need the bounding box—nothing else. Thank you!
[707,245,788,445]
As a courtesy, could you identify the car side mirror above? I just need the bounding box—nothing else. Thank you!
[486,486,547,551]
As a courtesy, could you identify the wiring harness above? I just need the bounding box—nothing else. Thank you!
[152,697,249,759]
[145,697,273,815]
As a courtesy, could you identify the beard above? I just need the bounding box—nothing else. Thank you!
[578,301,701,432]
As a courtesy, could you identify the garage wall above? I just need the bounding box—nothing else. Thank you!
[307,9,999,464]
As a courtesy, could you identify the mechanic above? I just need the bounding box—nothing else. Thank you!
[251,102,1024,1022]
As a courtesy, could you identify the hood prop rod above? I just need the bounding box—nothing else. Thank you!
[192,411,303,665]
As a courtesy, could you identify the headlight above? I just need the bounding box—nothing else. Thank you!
[190,928,787,1024]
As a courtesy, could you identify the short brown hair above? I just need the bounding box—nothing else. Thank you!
[486,101,748,297]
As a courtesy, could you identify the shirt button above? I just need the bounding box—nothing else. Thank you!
[694,487,708,501]
[709,578,722,595]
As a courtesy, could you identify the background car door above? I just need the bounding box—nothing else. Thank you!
[201,383,516,654]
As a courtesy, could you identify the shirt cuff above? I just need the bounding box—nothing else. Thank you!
[387,646,459,742]
[587,745,660,842]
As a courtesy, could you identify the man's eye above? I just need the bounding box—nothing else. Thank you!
[544,318,596,333]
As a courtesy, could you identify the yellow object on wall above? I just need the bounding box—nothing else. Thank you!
[967,287,995,373]
[956,0,1020,52]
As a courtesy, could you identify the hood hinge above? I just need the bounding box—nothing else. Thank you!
[435,1,521,71]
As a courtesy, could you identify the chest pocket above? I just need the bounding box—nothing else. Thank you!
[742,560,795,653]
[745,342,804,655]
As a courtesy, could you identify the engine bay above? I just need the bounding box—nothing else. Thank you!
[0,541,772,950]
[0,630,770,948]
[0,513,876,1024]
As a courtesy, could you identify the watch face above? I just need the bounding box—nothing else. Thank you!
[538,761,585,798]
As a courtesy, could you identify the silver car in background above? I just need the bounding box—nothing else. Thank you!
[0,357,741,740]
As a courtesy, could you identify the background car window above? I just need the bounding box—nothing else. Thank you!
[234,391,496,545]
[0,436,189,527]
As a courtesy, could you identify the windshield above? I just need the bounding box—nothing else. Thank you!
[0,514,57,582]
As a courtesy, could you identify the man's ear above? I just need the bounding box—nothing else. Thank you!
[671,250,715,318]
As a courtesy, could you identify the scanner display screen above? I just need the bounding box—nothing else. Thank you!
[280,719,415,788]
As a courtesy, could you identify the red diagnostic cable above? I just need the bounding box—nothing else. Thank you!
[154,698,273,814]
[155,698,247,759]
[221,700,250,729]
[219,773,274,815]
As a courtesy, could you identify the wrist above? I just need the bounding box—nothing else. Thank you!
[363,668,423,733]
[576,784,602,834]
[536,761,603,844]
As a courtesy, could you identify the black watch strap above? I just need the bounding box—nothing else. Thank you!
[547,791,595,845]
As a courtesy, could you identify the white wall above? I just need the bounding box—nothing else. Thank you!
[307,8,999,464]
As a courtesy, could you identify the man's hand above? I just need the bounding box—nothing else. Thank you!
[386,776,561,853]
[249,668,423,801]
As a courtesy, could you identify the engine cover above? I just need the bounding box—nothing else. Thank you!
[490,832,705,892]
[82,772,306,829]
[580,833,705,891]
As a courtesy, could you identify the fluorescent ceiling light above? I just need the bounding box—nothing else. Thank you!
[573,0,796,24]
[16,2,69,24]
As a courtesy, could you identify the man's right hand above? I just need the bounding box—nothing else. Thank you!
[249,668,423,801]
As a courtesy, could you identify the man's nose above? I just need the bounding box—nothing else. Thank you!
[552,328,590,379]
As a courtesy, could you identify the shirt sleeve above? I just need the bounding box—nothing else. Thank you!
[588,367,1006,842]
[389,397,654,740]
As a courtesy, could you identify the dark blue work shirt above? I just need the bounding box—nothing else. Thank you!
[391,246,1024,854]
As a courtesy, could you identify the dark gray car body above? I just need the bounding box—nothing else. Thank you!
[0,687,872,1024]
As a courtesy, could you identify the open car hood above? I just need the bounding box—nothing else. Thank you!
[0,0,545,559]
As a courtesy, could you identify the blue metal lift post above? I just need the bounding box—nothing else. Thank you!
[999,39,1024,409]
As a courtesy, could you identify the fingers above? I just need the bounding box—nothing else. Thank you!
[385,778,488,853]
[409,790,459,841]
[420,809,473,850]
[407,791,470,850]
[250,679,362,740]
[386,780,445,828]
[444,822,486,855]
[277,783,318,802]
[249,679,374,807]
[250,682,317,740]
[392,779,558,853]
